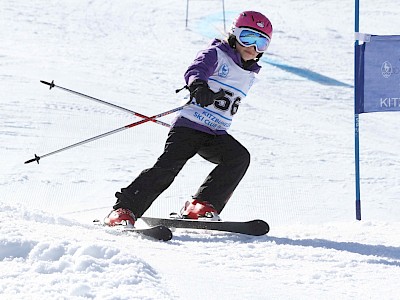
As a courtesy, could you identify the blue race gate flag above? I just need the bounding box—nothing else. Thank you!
[355,35,400,114]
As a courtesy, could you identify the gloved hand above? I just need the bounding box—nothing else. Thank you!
[189,80,224,107]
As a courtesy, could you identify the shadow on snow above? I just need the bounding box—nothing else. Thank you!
[170,230,400,266]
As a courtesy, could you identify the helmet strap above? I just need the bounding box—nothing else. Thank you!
[242,58,258,70]
[228,34,237,48]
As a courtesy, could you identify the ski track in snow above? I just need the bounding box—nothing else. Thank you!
[1,0,400,299]
[1,204,400,299]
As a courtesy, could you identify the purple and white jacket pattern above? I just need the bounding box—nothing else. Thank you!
[173,39,261,135]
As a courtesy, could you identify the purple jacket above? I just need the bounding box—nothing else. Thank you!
[184,39,261,86]
[173,39,261,135]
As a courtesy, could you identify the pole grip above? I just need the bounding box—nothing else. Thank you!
[213,89,225,100]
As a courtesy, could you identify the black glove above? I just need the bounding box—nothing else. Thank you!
[189,80,223,107]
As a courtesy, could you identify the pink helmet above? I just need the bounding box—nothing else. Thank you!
[231,11,273,39]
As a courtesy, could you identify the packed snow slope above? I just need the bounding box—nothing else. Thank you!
[1,0,400,299]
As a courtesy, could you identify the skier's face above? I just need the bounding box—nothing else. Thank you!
[235,42,258,61]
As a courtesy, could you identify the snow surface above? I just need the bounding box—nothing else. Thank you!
[1,0,400,299]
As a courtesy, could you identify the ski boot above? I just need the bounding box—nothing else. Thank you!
[104,208,136,227]
[180,199,221,221]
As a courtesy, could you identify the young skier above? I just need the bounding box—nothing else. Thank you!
[104,11,273,226]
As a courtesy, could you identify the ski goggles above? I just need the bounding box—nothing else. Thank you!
[233,28,271,53]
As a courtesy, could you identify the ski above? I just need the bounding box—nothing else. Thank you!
[141,217,270,236]
[93,219,173,241]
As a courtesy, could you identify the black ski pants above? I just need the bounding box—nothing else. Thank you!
[113,126,250,218]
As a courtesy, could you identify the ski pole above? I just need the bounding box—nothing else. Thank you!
[24,104,186,164]
[40,80,171,128]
